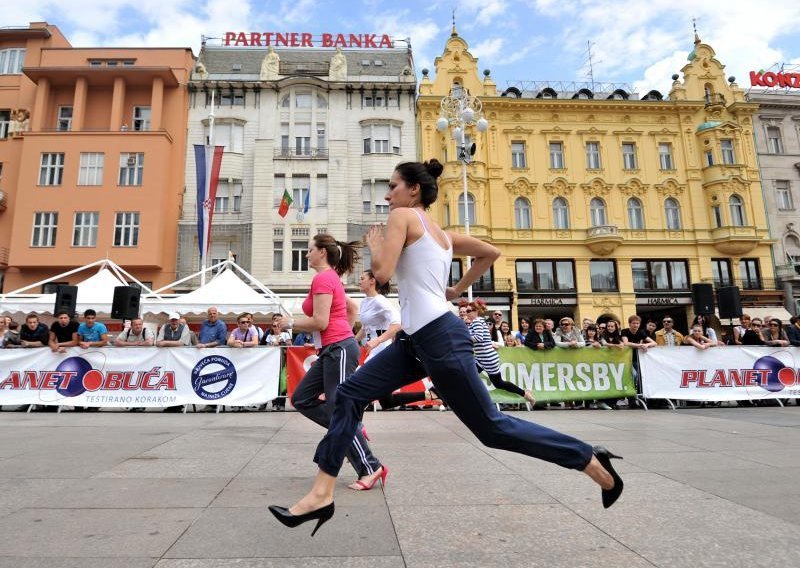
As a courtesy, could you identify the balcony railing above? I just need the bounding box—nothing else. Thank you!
[712,278,780,291]
[587,225,619,238]
[471,278,514,293]
[274,147,329,159]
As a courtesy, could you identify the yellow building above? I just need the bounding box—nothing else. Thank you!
[417,30,782,332]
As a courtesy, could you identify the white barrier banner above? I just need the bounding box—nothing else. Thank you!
[0,347,280,407]
[640,346,800,401]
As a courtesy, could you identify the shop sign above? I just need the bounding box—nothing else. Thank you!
[224,32,393,48]
[635,296,691,306]
[750,71,800,88]
[518,297,577,307]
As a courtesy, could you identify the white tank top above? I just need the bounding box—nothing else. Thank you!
[395,209,453,334]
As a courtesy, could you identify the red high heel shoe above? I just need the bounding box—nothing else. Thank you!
[350,465,388,491]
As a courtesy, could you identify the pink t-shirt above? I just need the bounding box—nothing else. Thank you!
[302,268,353,347]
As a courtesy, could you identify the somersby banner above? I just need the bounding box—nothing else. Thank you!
[641,346,800,401]
[0,347,280,407]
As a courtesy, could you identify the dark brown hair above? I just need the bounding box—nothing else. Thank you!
[364,270,391,295]
[394,159,444,209]
[313,234,360,276]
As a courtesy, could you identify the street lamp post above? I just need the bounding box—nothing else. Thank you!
[436,86,489,301]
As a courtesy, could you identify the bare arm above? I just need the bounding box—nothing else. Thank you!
[284,294,333,333]
[446,232,501,300]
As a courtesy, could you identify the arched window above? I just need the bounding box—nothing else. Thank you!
[729,194,746,226]
[627,197,644,229]
[280,95,290,108]
[552,197,570,229]
[514,197,532,229]
[316,94,327,109]
[665,197,682,229]
[589,197,607,227]
[457,192,475,225]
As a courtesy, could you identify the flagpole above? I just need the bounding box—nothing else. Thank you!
[201,88,216,286]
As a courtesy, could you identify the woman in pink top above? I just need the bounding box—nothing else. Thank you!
[280,234,384,491]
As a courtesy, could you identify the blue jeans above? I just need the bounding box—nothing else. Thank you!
[314,312,593,476]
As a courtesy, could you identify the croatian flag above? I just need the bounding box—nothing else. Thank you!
[194,144,224,263]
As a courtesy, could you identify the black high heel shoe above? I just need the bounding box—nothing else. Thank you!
[593,446,624,509]
[268,502,335,537]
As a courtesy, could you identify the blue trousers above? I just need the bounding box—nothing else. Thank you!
[314,312,593,476]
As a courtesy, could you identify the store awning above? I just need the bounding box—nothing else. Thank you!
[716,306,794,325]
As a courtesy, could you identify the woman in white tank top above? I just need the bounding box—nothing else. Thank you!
[270,160,625,535]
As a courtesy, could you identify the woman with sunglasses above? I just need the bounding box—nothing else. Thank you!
[278,234,385,493]
[554,317,585,349]
[227,314,259,347]
[269,160,624,536]
[740,318,766,345]
[761,318,790,347]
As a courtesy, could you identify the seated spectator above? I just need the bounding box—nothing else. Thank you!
[733,313,752,345]
[503,333,517,347]
[787,316,800,347]
[156,312,192,347]
[655,316,684,346]
[683,325,716,349]
[691,314,724,346]
[498,321,514,345]
[261,320,292,346]
[114,317,155,346]
[621,314,656,352]
[600,319,625,350]
[227,313,259,347]
[0,316,11,348]
[293,330,314,347]
[644,319,657,341]
[554,317,585,348]
[3,317,20,347]
[19,313,50,348]
[77,309,109,349]
[582,324,603,348]
[523,318,555,350]
[544,318,555,333]
[581,317,594,334]
[762,318,790,347]
[49,310,79,353]
[514,317,531,346]
[740,318,766,345]
[458,305,468,322]
[179,318,198,346]
[197,306,228,348]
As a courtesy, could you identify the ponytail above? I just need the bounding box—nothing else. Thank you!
[313,234,361,276]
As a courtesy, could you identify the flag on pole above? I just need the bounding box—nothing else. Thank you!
[278,189,293,217]
[194,144,224,262]
[303,188,310,214]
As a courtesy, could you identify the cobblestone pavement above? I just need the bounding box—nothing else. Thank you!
[0,406,797,567]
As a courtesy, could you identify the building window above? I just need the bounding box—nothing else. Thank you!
[590,260,618,291]
[0,110,9,138]
[273,174,285,206]
[776,180,793,210]
[515,260,575,291]
[712,205,722,228]
[622,142,637,169]
[207,122,244,153]
[552,197,570,229]
[295,93,312,108]
[220,91,245,106]
[0,49,25,74]
[721,139,735,164]
[457,192,476,225]
[712,258,733,287]
[449,260,463,287]
[72,211,99,247]
[374,180,390,214]
[317,123,326,150]
[362,123,401,154]
[632,260,688,290]
[57,106,73,131]
[740,259,761,290]
[215,180,243,213]
[549,142,564,169]
[664,198,681,229]
[658,142,673,169]
[514,197,531,229]
[585,142,601,169]
[114,212,140,247]
[363,92,386,108]
[273,239,284,271]
[729,194,746,226]
[133,106,151,131]
[511,142,526,168]
[292,175,310,210]
[31,212,58,247]
[294,123,311,155]
[118,153,144,185]
[704,150,714,167]
[766,126,783,154]
[280,96,290,108]
[39,153,65,186]
[589,197,607,227]
[316,174,328,207]
[627,197,644,229]
[291,240,309,271]
[78,153,104,185]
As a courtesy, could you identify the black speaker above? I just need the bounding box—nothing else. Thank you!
[717,286,742,320]
[111,286,141,320]
[691,283,715,314]
[54,285,78,316]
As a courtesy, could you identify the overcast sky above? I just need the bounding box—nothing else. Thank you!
[9,0,800,95]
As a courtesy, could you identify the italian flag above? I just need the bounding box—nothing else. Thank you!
[278,189,293,217]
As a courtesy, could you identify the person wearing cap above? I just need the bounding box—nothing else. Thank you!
[156,312,192,347]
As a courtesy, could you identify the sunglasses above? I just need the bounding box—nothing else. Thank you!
[239,320,251,324]
[769,323,779,327]
[560,322,572,326]
[663,320,673,324]
[466,308,475,313]
[752,323,762,327]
